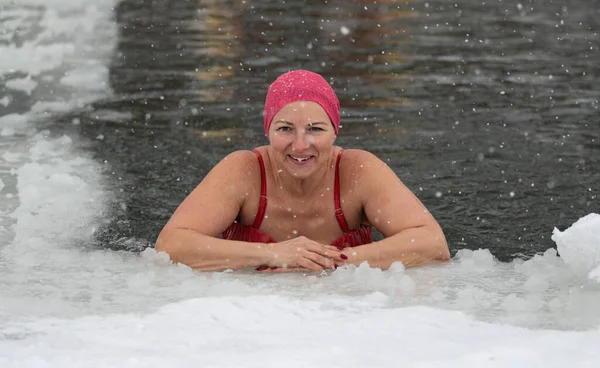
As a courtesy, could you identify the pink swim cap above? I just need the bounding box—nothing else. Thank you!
[263,70,340,136]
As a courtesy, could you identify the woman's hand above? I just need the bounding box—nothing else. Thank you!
[259,236,347,272]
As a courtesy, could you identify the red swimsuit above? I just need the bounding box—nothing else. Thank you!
[222,149,372,250]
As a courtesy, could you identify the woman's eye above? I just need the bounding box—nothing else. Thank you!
[308,127,324,131]
[277,127,291,132]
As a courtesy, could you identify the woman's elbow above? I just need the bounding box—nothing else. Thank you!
[154,228,214,270]
[431,229,450,262]
[154,229,180,258]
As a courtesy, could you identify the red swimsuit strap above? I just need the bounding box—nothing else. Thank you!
[252,149,268,229]
[334,149,350,233]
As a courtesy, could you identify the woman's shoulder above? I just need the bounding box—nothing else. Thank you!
[340,148,377,159]
[338,148,399,192]
[210,149,263,180]
[338,148,384,171]
[222,149,259,163]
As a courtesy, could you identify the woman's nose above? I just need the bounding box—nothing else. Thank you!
[292,131,310,151]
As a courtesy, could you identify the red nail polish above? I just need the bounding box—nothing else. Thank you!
[256,265,268,271]
[334,264,339,269]
[340,254,348,260]
[270,267,278,270]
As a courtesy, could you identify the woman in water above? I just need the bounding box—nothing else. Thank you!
[155,70,450,272]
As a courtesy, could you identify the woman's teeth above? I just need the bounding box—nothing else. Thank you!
[291,156,309,162]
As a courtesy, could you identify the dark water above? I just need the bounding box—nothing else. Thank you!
[59,0,599,260]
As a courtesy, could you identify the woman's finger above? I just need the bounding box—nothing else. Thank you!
[306,244,347,262]
[301,249,335,269]
[324,250,347,262]
[297,256,325,271]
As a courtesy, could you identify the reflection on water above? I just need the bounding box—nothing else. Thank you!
[52,0,599,261]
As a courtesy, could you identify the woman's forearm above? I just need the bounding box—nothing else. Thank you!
[155,228,271,271]
[344,226,450,269]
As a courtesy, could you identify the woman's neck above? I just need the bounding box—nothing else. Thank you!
[266,148,337,200]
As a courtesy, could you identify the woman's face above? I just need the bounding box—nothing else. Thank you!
[268,101,336,179]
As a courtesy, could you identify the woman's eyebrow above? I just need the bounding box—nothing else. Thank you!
[274,120,327,125]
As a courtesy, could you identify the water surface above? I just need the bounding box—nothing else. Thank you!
[52,0,600,261]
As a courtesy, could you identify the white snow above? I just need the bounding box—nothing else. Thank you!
[552,213,600,283]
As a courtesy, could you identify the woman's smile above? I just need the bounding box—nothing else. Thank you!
[287,154,315,166]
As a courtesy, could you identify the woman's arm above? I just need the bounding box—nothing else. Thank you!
[155,150,269,270]
[342,225,448,269]
[156,227,273,271]
[339,150,450,269]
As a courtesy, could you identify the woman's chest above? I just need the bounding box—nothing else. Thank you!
[259,196,363,243]
[263,199,335,241]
